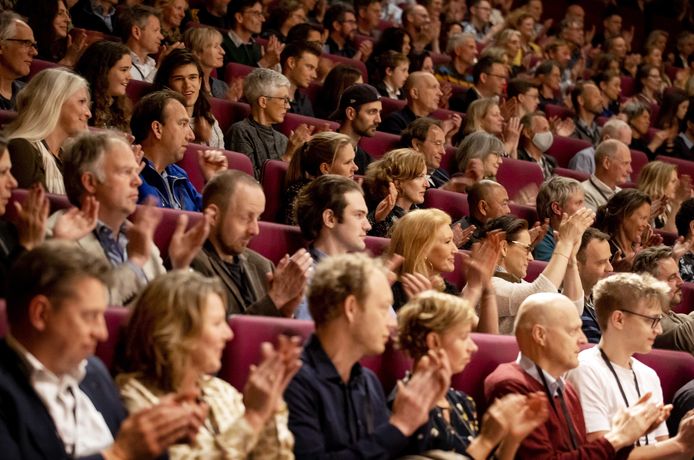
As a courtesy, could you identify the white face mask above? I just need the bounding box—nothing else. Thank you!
[532,131,554,152]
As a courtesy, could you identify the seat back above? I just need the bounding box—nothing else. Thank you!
[496,158,544,202]
[210,98,249,134]
[543,104,575,121]
[509,202,539,225]
[359,131,400,159]
[546,136,592,168]
[7,189,71,222]
[321,53,368,82]
[223,62,254,84]
[94,308,130,372]
[248,221,304,264]
[621,76,636,98]
[259,160,289,222]
[672,282,694,315]
[441,146,456,173]
[423,189,469,222]
[629,149,649,179]
[635,348,694,404]
[0,109,17,127]
[278,113,339,137]
[656,155,694,179]
[378,97,407,118]
[148,206,203,259]
[178,144,253,191]
[125,79,152,105]
[28,59,61,80]
[364,235,389,256]
[525,260,547,282]
[554,167,590,182]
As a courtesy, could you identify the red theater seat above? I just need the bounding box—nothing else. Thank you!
[672,282,694,315]
[278,113,339,137]
[378,97,407,118]
[496,159,544,202]
[259,160,288,222]
[321,53,368,82]
[525,260,548,282]
[554,167,590,182]
[424,188,469,221]
[210,98,250,134]
[543,104,575,121]
[248,221,304,264]
[509,202,539,225]
[95,307,129,371]
[0,109,16,127]
[364,235,389,256]
[629,149,649,179]
[224,62,254,84]
[147,206,203,259]
[178,144,253,191]
[635,348,694,404]
[125,79,152,105]
[621,76,636,98]
[547,136,592,168]
[7,189,70,222]
[359,131,400,159]
[0,300,6,337]
[28,59,61,80]
[441,146,456,173]
[656,155,694,179]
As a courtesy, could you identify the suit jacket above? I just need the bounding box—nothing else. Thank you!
[0,220,23,298]
[191,241,282,317]
[0,340,126,460]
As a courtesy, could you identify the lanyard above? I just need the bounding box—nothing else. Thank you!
[535,364,578,449]
[598,348,648,446]
[588,178,611,203]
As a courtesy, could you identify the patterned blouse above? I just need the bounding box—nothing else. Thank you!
[119,375,295,460]
[680,252,694,283]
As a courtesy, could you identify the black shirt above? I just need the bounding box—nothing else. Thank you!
[378,105,419,135]
[325,36,357,58]
[289,90,315,117]
[0,80,24,111]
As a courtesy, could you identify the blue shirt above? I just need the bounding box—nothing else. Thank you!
[581,297,602,344]
[138,157,202,211]
[568,146,596,174]
[285,334,409,459]
[532,226,556,262]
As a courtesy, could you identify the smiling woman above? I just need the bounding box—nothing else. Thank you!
[17,0,84,66]
[154,0,188,44]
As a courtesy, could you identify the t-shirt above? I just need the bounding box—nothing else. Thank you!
[566,346,668,445]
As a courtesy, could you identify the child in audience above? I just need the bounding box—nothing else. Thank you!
[373,50,409,100]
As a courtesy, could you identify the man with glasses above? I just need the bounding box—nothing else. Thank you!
[450,55,506,113]
[0,11,36,110]
[632,246,694,355]
[323,3,372,62]
[400,117,449,188]
[462,0,501,45]
[224,0,282,70]
[567,272,694,458]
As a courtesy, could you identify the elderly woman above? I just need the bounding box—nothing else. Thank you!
[184,26,230,99]
[638,161,692,232]
[464,97,521,158]
[7,68,91,194]
[363,148,429,237]
[483,211,592,334]
[284,132,358,224]
[395,291,548,458]
[453,131,504,181]
[117,270,299,460]
[225,68,309,177]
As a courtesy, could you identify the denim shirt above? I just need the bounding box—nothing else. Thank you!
[138,158,202,211]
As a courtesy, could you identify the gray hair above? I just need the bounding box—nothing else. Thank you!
[536,176,582,222]
[0,10,23,41]
[601,118,630,141]
[621,100,649,123]
[243,68,291,106]
[455,131,504,173]
[447,32,476,54]
[594,138,625,166]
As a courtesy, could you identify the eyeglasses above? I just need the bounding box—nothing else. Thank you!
[5,38,38,49]
[486,73,508,80]
[618,308,663,329]
[243,9,264,18]
[263,95,291,106]
[510,240,532,255]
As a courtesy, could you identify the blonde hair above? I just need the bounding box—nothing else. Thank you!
[286,131,353,184]
[637,160,677,199]
[386,209,451,289]
[464,96,500,134]
[6,68,89,142]
[496,29,521,49]
[118,270,227,393]
[364,148,426,206]
[184,26,223,55]
[397,291,476,360]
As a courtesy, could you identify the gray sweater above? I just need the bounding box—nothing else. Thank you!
[225,117,288,177]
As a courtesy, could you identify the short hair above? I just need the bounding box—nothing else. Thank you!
[595,189,651,238]
[286,23,325,43]
[544,38,570,57]
[243,68,291,106]
[632,245,675,277]
[536,176,582,222]
[323,2,355,32]
[308,253,388,327]
[454,131,504,174]
[535,60,559,78]
[373,50,409,80]
[635,64,660,94]
[600,118,630,141]
[621,100,650,124]
[676,198,694,238]
[6,241,112,327]
[576,227,610,264]
[507,78,538,99]
[637,161,677,201]
[130,90,186,143]
[464,96,500,134]
[519,110,547,133]
[228,0,261,29]
[570,81,595,112]
[285,131,353,184]
[184,26,223,55]
[593,70,620,88]
[399,117,443,149]
[446,32,475,54]
[363,148,426,207]
[472,55,503,85]
[295,174,363,241]
[594,138,625,166]
[119,270,227,392]
[468,179,504,215]
[280,41,322,69]
[593,272,669,331]
[202,169,261,215]
[398,291,476,360]
[482,215,529,241]
[117,4,160,42]
[62,131,130,206]
[0,10,23,41]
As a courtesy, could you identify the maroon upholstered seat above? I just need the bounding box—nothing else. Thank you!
[0,109,17,127]
[28,59,61,80]
[321,53,368,82]
[248,221,304,264]
[359,131,400,159]
[7,190,70,223]
[0,300,6,338]
[525,260,548,282]
[629,149,649,179]
[423,189,469,222]
[364,236,389,256]
[148,206,203,260]
[224,62,254,84]
[620,76,636,98]
[278,113,339,137]
[509,202,539,225]
[656,155,694,179]
[554,167,590,182]
[125,79,152,105]
[177,144,253,191]
[635,348,694,404]
[378,97,407,118]
[547,136,592,168]
[95,307,129,372]
[496,158,544,202]
[259,160,289,223]
[210,98,250,134]
[543,104,575,121]
[672,282,694,315]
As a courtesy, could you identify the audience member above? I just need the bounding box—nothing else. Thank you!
[518,111,557,179]
[453,131,504,182]
[455,179,510,249]
[184,27,230,99]
[569,119,632,174]
[638,161,692,232]
[191,0,232,29]
[153,49,224,148]
[0,12,36,110]
[676,198,694,281]
[506,79,541,118]
[1,241,207,458]
[119,5,168,83]
[372,50,409,99]
[581,139,632,212]
[623,100,669,161]
[570,82,603,145]
[191,169,311,316]
[400,117,449,188]
[379,72,443,135]
[7,68,90,194]
[355,0,381,39]
[285,252,451,458]
[462,0,500,45]
[118,270,299,458]
[632,64,663,108]
[283,132,358,224]
[450,55,507,114]
[567,272,694,456]
[485,291,662,459]
[366,27,412,77]
[435,32,477,90]
[484,210,593,334]
[464,97,521,159]
[280,41,321,117]
[674,31,694,69]
[334,83,382,173]
[153,0,187,44]
[652,89,689,158]
[132,90,227,210]
[363,148,428,237]
[225,68,309,176]
[323,3,371,62]
[70,0,118,35]
[315,64,363,120]
[535,60,564,109]
[401,4,434,54]
[262,0,307,43]
[533,176,585,261]
[74,40,132,133]
[594,71,622,118]
[670,379,694,437]
[224,0,283,70]
[577,227,613,343]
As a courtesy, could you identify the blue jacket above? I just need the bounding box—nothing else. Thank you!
[138,158,202,211]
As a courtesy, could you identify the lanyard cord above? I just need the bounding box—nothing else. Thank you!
[535,364,578,449]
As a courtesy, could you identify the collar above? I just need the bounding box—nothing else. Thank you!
[517,352,565,396]
[246,116,275,132]
[308,245,327,263]
[589,174,619,193]
[304,334,363,383]
[203,239,247,264]
[141,156,187,180]
[679,132,694,150]
[90,0,115,16]
[129,51,154,67]
[94,220,127,239]
[227,30,254,47]
[494,265,522,283]
[576,116,598,134]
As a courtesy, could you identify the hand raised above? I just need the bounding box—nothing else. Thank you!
[53,196,99,241]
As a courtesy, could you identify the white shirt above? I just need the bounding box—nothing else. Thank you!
[566,346,668,445]
[130,51,157,83]
[6,333,114,456]
[581,175,621,212]
[517,352,567,396]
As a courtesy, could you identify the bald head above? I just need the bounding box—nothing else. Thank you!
[515,293,576,339]
[405,71,442,113]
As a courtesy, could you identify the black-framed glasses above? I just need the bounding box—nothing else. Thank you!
[5,38,37,49]
[510,240,532,255]
[486,73,508,80]
[618,309,663,329]
[263,95,291,106]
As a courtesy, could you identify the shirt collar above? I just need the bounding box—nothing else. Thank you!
[95,220,127,238]
[589,174,619,193]
[90,0,115,17]
[227,30,254,47]
[517,352,565,396]
[129,51,154,66]
[304,334,363,383]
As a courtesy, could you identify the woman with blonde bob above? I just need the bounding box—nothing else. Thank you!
[117,271,299,459]
[637,160,692,231]
[464,97,520,158]
[364,148,428,237]
[395,291,549,458]
[7,68,91,194]
[184,26,229,99]
[284,131,358,224]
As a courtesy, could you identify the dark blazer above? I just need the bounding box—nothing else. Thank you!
[0,340,126,460]
[69,0,117,35]
[191,241,282,317]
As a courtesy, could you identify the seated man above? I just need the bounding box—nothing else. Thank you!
[191,0,232,30]
[581,139,632,212]
[323,3,371,61]
[225,68,308,177]
[570,82,602,145]
[119,5,166,83]
[285,252,451,458]
[485,292,662,459]
[1,241,205,459]
[280,41,321,117]
[533,176,585,261]
[632,246,694,355]
[400,117,450,188]
[507,79,541,118]
[435,32,477,90]
[567,272,694,457]
[334,83,382,173]
[132,90,227,211]
[455,179,511,249]
[57,130,207,305]
[568,119,632,175]
[576,228,614,343]
[518,111,558,180]
[0,12,36,110]
[676,198,694,282]
[191,169,312,316]
[223,0,281,69]
[449,55,506,114]
[70,0,118,35]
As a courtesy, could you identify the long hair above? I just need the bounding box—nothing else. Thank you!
[595,189,651,237]
[17,0,66,62]
[285,131,353,185]
[654,88,689,130]
[637,160,677,200]
[6,68,89,142]
[363,148,426,208]
[74,41,132,132]
[316,65,363,119]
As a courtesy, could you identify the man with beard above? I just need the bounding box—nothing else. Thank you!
[323,3,372,62]
[571,82,603,146]
[335,84,382,173]
[224,0,282,69]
